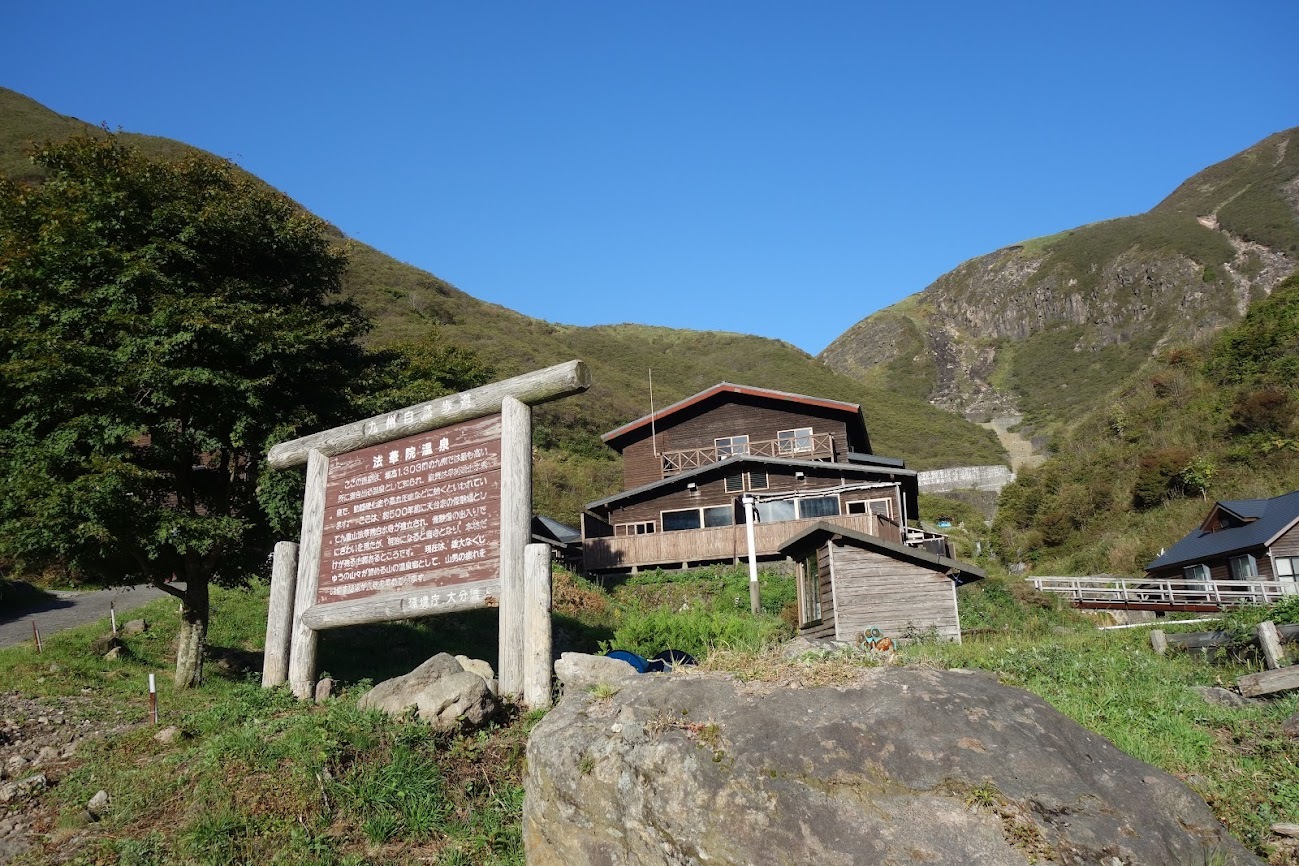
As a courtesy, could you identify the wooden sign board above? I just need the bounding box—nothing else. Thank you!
[318,415,502,611]
[261,360,592,707]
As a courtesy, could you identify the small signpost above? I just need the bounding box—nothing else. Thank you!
[260,360,590,708]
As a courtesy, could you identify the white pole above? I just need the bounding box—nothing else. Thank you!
[742,495,760,615]
[148,673,157,725]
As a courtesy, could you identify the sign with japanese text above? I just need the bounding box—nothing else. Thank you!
[317,413,502,610]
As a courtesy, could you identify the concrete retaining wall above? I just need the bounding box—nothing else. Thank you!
[918,465,1014,494]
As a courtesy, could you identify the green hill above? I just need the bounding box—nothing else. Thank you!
[0,88,1005,524]
[821,127,1299,437]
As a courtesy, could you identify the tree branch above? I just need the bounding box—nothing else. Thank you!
[151,579,187,602]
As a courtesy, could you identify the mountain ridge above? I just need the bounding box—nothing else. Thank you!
[820,126,1299,429]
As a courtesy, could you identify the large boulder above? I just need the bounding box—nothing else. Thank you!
[524,666,1261,865]
[358,653,499,732]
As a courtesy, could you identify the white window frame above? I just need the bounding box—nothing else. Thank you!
[615,521,656,537]
[715,435,749,458]
[1228,554,1258,580]
[748,469,769,490]
[778,427,814,455]
[1276,555,1299,594]
[846,497,892,518]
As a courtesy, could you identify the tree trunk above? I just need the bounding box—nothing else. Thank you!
[174,577,209,688]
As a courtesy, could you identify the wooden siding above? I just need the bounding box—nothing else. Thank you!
[605,464,901,528]
[829,542,961,643]
[618,400,855,488]
[1274,521,1299,559]
[583,512,899,572]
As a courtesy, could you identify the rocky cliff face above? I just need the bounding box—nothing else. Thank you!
[822,128,1299,424]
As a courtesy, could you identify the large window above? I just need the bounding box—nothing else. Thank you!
[798,496,840,519]
[1228,554,1258,580]
[1183,563,1210,593]
[755,494,841,523]
[1277,556,1299,594]
[662,505,734,532]
[715,435,749,458]
[778,427,814,455]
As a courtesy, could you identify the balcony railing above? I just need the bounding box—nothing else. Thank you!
[583,511,901,572]
[1027,576,1296,610]
[661,432,836,475]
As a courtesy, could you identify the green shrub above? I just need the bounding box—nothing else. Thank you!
[608,606,791,658]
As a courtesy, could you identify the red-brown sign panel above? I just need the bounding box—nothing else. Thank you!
[316,414,502,607]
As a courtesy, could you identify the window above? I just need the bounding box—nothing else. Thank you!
[1183,563,1210,593]
[797,496,840,519]
[748,469,769,490]
[662,509,702,532]
[778,427,814,455]
[799,551,822,625]
[1228,554,1258,580]
[756,500,796,522]
[847,498,891,518]
[715,435,749,458]
[725,474,745,493]
[703,505,734,528]
[1277,556,1299,595]
[614,521,656,536]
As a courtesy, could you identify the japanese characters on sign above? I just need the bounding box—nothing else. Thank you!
[317,414,502,607]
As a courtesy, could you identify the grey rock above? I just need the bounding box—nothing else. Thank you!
[153,726,183,745]
[1283,709,1299,739]
[357,653,499,732]
[314,678,334,703]
[554,652,639,693]
[0,774,47,805]
[455,655,497,694]
[87,789,110,818]
[524,667,1262,866]
[103,646,123,661]
[1192,686,1257,708]
[121,619,148,636]
[34,746,58,765]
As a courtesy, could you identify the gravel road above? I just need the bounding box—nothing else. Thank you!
[0,584,180,649]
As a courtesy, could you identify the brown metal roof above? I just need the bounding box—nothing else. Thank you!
[601,382,863,444]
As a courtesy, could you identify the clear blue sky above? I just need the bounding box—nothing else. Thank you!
[4,2,1297,354]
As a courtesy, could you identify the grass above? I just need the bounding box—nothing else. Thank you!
[4,567,1299,862]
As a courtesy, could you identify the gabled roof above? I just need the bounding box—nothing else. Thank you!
[583,454,916,512]
[602,382,865,446]
[778,521,986,585]
[1146,489,1299,572]
[532,515,580,547]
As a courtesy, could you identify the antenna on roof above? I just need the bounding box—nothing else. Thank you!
[649,369,658,457]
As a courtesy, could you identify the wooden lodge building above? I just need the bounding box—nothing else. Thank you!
[580,383,951,574]
[1145,490,1299,594]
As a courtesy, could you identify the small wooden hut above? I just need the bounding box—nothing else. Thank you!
[779,522,985,644]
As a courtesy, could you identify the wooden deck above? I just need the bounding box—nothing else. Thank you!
[1027,575,1296,612]
[660,432,836,475]
[584,512,900,572]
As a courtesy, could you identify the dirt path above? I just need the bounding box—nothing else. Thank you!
[0,585,176,649]
[981,416,1045,473]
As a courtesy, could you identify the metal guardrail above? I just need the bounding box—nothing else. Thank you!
[1027,575,1294,609]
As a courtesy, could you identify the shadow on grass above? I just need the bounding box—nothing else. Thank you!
[315,609,614,687]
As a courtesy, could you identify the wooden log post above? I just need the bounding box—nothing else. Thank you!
[1149,630,1167,655]
[1238,666,1299,698]
[1258,620,1286,671]
[288,449,328,700]
[262,541,299,687]
[523,542,554,710]
[498,396,531,699]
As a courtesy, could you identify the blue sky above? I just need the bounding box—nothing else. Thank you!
[4,2,1297,354]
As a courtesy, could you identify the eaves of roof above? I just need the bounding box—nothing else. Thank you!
[601,382,863,444]
[778,521,986,585]
[583,456,916,512]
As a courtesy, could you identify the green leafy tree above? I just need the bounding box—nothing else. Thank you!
[0,134,375,686]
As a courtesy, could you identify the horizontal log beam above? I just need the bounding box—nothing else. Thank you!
[1238,665,1299,698]
[301,579,502,630]
[267,360,591,469]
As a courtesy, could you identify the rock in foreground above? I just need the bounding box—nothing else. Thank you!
[524,664,1260,865]
[357,653,498,732]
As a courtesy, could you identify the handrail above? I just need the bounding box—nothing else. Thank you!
[661,433,836,475]
[1027,575,1295,608]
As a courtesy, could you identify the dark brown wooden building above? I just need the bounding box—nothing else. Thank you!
[1145,491,1299,593]
[581,383,942,573]
[779,522,985,644]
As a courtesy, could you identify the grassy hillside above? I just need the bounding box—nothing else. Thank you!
[821,127,1299,438]
[993,272,1299,575]
[0,87,1006,526]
